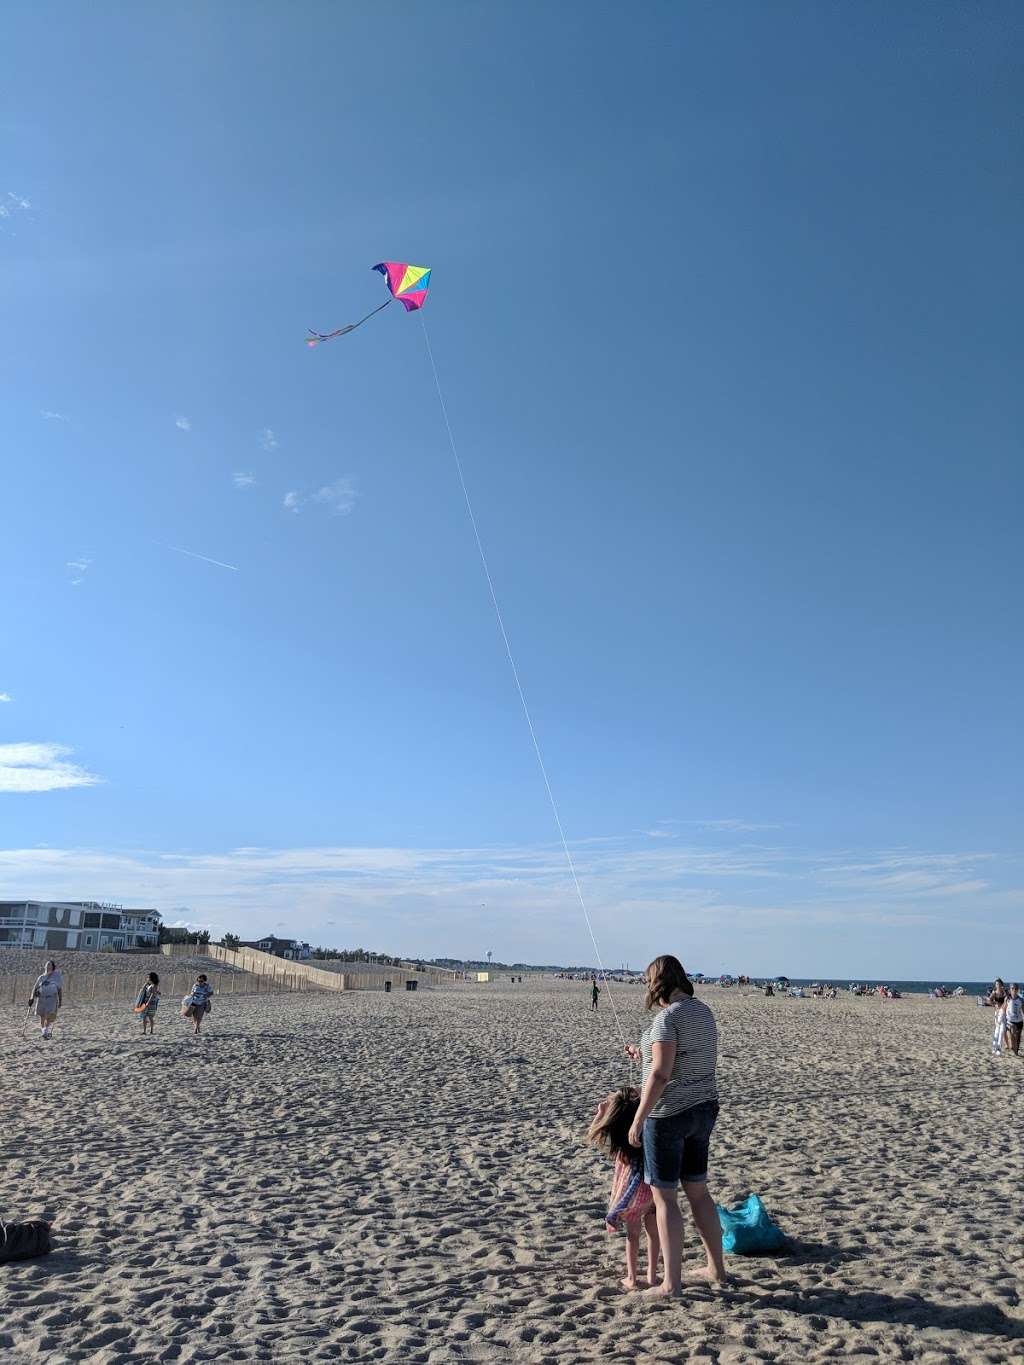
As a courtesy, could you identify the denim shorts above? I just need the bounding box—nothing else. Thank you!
[643,1100,720,1188]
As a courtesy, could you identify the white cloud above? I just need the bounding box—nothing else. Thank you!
[283,477,358,518]
[687,819,784,833]
[66,557,92,587]
[175,416,191,432]
[641,818,781,837]
[166,916,211,933]
[259,428,278,451]
[1,192,31,224]
[0,743,103,793]
[40,410,68,422]
[312,478,358,515]
[818,850,993,898]
[233,472,256,489]
[0,836,1012,973]
[0,693,11,703]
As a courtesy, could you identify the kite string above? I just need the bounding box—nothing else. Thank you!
[420,317,631,1057]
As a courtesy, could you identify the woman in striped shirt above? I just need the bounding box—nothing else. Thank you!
[182,974,214,1035]
[624,954,726,1297]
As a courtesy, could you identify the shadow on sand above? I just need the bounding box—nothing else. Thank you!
[737,1285,1023,1339]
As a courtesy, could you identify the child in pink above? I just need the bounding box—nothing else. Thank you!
[587,1086,660,1290]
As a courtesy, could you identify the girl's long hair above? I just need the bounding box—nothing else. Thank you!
[644,954,694,1011]
[586,1087,642,1165]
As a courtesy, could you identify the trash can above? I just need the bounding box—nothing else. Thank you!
[384,980,391,993]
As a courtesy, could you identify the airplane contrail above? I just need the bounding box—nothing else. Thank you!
[168,545,239,572]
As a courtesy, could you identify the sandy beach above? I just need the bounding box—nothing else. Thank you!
[1,976,1021,1363]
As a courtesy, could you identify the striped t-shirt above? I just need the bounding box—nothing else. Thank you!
[641,996,718,1119]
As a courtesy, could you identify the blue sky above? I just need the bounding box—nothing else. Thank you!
[2,2,1020,977]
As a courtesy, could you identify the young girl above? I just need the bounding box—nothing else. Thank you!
[991,994,1008,1056]
[587,1086,660,1290]
[134,972,160,1035]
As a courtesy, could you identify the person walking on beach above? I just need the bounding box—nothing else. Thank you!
[591,980,600,1012]
[623,954,725,1297]
[28,960,63,1040]
[991,994,1009,1056]
[134,972,160,1036]
[987,978,1007,1008]
[1004,984,1022,1057]
[182,974,213,1035]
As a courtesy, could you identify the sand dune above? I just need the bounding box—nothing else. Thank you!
[1,979,1020,1362]
[0,948,241,980]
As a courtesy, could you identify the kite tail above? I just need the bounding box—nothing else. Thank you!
[306,297,392,346]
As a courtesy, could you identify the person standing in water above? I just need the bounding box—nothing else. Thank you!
[29,960,63,1040]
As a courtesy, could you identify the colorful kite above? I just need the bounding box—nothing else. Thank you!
[372,261,431,310]
[306,261,431,346]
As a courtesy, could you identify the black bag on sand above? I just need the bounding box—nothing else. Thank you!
[0,1220,52,1263]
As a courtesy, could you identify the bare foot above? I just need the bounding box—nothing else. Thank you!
[642,1282,682,1299]
[621,1276,640,1291]
[684,1266,732,1285]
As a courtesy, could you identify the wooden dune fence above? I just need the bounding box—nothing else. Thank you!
[161,942,457,991]
[6,970,306,1008]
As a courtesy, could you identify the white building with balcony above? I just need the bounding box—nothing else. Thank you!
[0,902,162,953]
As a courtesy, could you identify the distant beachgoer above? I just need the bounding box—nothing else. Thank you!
[991,996,1008,1055]
[764,983,774,997]
[1005,985,1022,1057]
[591,981,600,1012]
[587,1086,659,1290]
[29,961,63,1040]
[135,972,161,1035]
[622,954,725,1297]
[182,974,214,1034]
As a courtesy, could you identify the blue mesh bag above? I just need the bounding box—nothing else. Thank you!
[716,1194,787,1254]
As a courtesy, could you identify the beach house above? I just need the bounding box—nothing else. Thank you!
[239,935,311,961]
[0,901,162,952]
